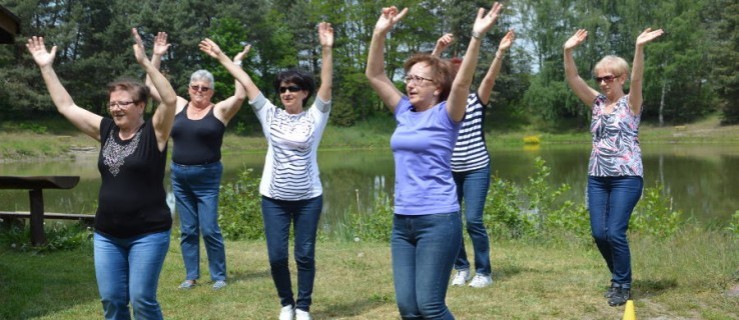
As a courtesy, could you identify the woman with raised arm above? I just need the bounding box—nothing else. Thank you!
[432,30,515,289]
[199,22,333,320]
[27,28,177,319]
[563,27,663,307]
[365,3,502,319]
[145,32,249,291]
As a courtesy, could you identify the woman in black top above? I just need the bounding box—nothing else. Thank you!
[27,29,177,320]
[145,33,249,290]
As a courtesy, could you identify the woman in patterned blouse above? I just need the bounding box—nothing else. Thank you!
[563,27,663,307]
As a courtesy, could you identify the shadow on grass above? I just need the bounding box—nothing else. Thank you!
[0,246,99,319]
[494,263,535,281]
[634,278,679,298]
[317,294,393,318]
[228,268,271,283]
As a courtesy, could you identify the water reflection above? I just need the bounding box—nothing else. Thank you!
[0,144,737,227]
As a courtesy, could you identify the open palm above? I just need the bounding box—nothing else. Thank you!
[636,28,664,46]
[564,29,588,50]
[26,36,56,68]
[318,22,334,47]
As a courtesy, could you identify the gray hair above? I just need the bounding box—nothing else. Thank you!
[190,70,214,86]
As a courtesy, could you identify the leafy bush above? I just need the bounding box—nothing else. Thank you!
[346,192,394,242]
[0,221,92,252]
[218,168,264,240]
[630,182,684,238]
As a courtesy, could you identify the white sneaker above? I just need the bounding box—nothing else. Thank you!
[295,309,312,320]
[468,274,493,288]
[451,269,471,286]
[279,305,294,320]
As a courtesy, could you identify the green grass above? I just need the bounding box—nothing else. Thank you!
[0,229,736,319]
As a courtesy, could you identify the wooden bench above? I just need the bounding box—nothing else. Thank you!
[0,176,92,246]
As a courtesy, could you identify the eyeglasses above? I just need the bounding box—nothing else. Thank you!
[108,101,135,109]
[279,86,303,93]
[404,74,435,85]
[189,85,211,92]
[593,74,620,83]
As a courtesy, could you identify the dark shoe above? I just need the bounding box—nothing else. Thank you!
[608,287,631,307]
[604,282,619,298]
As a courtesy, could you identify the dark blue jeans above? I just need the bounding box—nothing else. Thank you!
[171,161,227,282]
[452,164,492,276]
[262,195,323,312]
[587,176,643,288]
[392,212,462,320]
[94,230,170,320]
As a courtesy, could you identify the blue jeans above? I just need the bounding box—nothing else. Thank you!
[392,212,462,320]
[587,176,643,288]
[171,161,226,282]
[94,230,170,320]
[262,195,323,312]
[452,164,492,276]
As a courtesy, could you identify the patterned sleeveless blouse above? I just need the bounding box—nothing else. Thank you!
[588,94,643,177]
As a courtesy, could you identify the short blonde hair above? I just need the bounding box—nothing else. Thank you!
[593,55,629,77]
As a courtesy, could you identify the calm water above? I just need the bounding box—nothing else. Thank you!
[1,143,737,229]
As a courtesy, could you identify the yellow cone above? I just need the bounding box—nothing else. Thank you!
[622,300,636,320]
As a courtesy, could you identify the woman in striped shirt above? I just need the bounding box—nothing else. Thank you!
[432,30,515,288]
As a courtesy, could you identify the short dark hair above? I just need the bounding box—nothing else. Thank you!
[107,78,150,104]
[273,69,316,105]
[403,54,453,102]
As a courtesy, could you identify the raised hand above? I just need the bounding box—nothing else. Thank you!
[472,2,504,36]
[432,33,454,56]
[152,32,170,56]
[131,28,148,64]
[233,44,251,62]
[636,28,664,47]
[199,38,223,59]
[318,22,334,48]
[26,36,57,68]
[374,6,408,35]
[499,30,515,51]
[564,29,588,51]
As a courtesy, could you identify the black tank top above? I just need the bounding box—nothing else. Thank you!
[96,118,172,238]
[170,104,226,165]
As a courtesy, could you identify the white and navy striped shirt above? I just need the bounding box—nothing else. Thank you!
[451,93,490,172]
[251,93,331,200]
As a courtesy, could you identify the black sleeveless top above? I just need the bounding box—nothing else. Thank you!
[95,118,172,238]
[170,104,226,165]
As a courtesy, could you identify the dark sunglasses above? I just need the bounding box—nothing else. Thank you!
[189,85,211,92]
[279,86,303,93]
[593,75,620,83]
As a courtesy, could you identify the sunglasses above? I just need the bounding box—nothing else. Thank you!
[189,85,211,92]
[593,75,620,83]
[279,86,303,93]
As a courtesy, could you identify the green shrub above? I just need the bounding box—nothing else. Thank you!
[346,192,394,242]
[0,221,92,252]
[218,168,264,240]
[630,182,683,238]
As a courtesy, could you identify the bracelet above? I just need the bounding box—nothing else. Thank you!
[471,31,482,40]
[234,61,242,66]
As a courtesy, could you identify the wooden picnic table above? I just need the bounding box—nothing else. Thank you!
[0,176,89,246]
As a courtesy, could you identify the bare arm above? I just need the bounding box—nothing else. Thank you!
[365,6,408,113]
[563,29,599,106]
[629,28,664,114]
[448,2,504,122]
[214,45,251,125]
[144,32,171,103]
[478,29,514,105]
[26,36,102,140]
[199,39,262,103]
[316,22,334,103]
[132,28,177,151]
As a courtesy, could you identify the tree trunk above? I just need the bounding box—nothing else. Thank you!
[659,80,666,127]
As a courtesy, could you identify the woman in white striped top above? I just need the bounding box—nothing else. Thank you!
[432,30,515,288]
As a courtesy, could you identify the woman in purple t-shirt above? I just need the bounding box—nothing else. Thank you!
[563,27,663,307]
[366,3,504,319]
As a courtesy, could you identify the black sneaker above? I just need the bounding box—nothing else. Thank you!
[604,283,619,298]
[607,287,631,307]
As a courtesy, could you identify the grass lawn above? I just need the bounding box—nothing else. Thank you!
[1,228,736,319]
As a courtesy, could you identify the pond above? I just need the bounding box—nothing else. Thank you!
[1,143,737,230]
